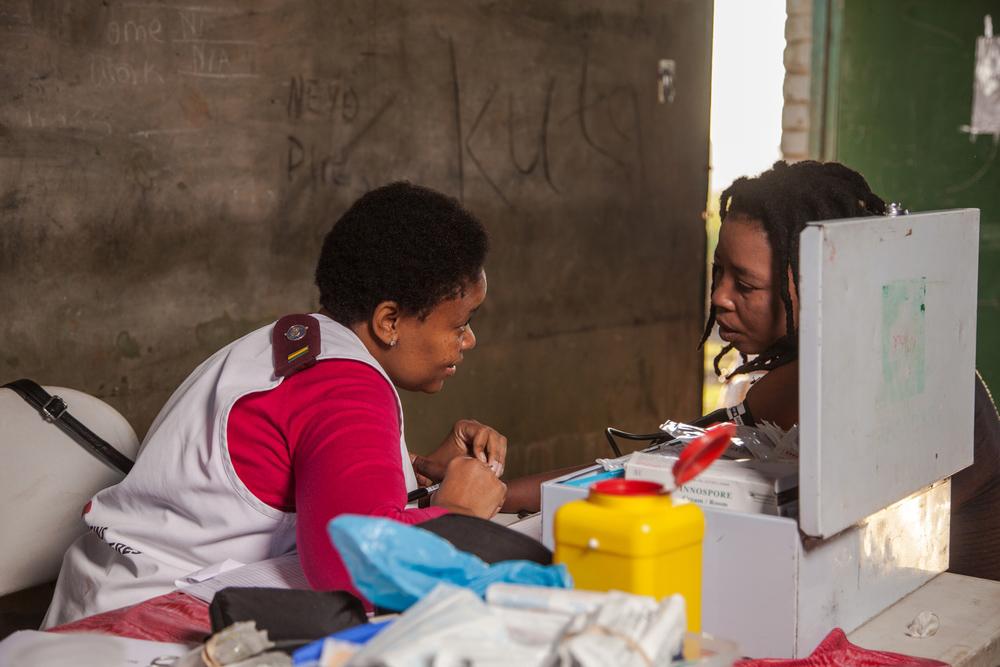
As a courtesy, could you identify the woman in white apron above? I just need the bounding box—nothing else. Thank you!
[44,182,510,626]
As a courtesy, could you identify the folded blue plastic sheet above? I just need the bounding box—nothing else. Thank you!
[328,514,571,611]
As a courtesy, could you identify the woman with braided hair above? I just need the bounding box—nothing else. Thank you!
[698,160,1000,580]
[698,159,886,429]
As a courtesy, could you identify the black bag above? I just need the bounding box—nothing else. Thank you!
[418,513,552,565]
[208,587,367,648]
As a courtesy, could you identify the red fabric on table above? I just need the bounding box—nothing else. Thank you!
[735,628,949,667]
[47,591,210,645]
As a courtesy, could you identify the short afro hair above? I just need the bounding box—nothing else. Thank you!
[316,182,489,325]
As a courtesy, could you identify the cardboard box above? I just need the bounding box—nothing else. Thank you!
[625,452,798,516]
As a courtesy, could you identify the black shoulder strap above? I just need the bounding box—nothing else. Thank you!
[2,379,134,475]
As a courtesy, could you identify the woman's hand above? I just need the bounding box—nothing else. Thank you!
[409,453,443,487]
[432,456,507,519]
[425,419,508,479]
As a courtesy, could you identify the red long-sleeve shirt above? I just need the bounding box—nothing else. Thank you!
[226,359,446,595]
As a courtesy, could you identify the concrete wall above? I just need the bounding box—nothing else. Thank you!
[0,1,713,478]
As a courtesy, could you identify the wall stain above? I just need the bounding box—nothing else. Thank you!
[128,149,157,191]
[179,87,211,128]
[115,330,141,359]
[195,313,264,352]
[1,189,26,211]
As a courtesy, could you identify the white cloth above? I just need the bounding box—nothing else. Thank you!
[43,314,417,627]
[715,366,766,410]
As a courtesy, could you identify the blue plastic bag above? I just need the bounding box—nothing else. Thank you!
[291,620,392,665]
[328,514,571,611]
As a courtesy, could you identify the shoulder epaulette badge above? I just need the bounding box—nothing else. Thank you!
[272,314,321,377]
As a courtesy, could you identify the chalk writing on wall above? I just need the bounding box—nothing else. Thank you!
[281,39,646,207]
[0,0,711,454]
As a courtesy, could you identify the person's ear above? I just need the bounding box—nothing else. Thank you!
[371,300,401,348]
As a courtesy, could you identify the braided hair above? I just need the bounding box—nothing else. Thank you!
[700,160,887,378]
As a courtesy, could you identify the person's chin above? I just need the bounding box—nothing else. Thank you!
[719,330,746,350]
[720,329,765,356]
[415,366,458,393]
[733,341,767,356]
[419,378,447,394]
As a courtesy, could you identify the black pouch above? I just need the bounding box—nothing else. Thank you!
[208,587,367,647]
[418,513,552,565]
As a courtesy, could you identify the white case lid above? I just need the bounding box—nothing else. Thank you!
[798,209,979,537]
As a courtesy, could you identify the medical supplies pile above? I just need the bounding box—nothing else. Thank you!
[164,513,725,667]
[598,420,800,517]
[295,584,714,667]
[294,514,726,666]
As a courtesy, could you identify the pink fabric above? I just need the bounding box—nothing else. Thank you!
[227,359,446,595]
[48,591,210,644]
[735,628,949,667]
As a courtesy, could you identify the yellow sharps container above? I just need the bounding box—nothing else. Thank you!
[554,478,704,632]
[553,423,735,634]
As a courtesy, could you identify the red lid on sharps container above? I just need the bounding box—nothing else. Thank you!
[671,423,736,487]
[591,479,664,495]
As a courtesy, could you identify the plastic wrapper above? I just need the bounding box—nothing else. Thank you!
[327,515,570,611]
[597,420,798,473]
[556,592,686,667]
[659,419,799,462]
[293,583,732,666]
[735,422,798,461]
[174,621,292,667]
[485,583,613,615]
[904,611,940,638]
[348,585,534,667]
[205,621,274,663]
[347,584,689,667]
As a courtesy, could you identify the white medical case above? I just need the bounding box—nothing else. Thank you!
[542,209,980,657]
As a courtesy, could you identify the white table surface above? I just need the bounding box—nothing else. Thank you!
[849,573,1000,667]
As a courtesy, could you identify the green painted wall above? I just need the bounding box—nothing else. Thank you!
[826,0,1000,390]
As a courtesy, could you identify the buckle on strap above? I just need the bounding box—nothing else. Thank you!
[41,395,68,422]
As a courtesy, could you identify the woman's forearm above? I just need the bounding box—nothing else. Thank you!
[500,464,592,514]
